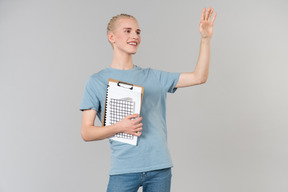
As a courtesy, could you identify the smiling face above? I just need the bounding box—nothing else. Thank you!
[108,17,141,55]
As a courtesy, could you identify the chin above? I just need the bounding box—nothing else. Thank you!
[128,47,139,55]
[129,50,137,55]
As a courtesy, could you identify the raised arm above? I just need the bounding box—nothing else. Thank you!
[81,109,143,141]
[175,7,217,88]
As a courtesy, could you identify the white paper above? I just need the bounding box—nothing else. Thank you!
[104,81,142,145]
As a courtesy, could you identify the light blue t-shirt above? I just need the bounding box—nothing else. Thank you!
[80,65,180,175]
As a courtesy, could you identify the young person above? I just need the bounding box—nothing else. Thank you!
[80,7,217,192]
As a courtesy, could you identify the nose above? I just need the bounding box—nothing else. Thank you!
[131,31,139,39]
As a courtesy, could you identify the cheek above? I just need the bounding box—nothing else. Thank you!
[116,33,128,41]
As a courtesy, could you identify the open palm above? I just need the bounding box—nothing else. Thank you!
[199,7,217,39]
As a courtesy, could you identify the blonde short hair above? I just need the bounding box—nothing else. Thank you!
[107,13,137,34]
[107,14,137,47]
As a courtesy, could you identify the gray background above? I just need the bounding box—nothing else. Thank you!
[1,0,288,191]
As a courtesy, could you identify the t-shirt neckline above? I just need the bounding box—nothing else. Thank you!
[108,65,138,72]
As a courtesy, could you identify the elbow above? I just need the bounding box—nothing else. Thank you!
[81,127,90,142]
[81,132,89,142]
[199,78,207,84]
[198,75,208,84]
[81,125,103,142]
[193,72,208,85]
[194,78,207,85]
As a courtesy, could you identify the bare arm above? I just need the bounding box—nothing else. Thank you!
[81,109,143,142]
[175,7,217,88]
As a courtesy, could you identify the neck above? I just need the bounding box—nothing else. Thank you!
[110,49,134,70]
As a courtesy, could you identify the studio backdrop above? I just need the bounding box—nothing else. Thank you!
[0,0,287,192]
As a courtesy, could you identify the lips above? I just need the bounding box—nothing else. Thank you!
[128,41,137,46]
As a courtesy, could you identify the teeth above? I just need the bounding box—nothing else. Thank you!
[128,42,137,45]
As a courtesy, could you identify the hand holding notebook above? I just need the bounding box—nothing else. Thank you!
[115,113,143,137]
[102,79,144,145]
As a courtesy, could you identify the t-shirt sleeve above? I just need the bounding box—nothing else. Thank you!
[79,76,100,111]
[151,69,181,93]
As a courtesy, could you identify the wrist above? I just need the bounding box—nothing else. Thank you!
[110,123,122,134]
[201,37,211,44]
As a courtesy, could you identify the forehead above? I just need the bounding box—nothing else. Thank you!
[115,18,140,30]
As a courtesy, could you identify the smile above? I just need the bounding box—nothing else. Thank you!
[128,42,137,46]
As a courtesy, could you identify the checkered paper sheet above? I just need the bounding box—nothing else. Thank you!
[109,98,135,140]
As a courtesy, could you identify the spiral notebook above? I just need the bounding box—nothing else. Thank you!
[102,79,144,145]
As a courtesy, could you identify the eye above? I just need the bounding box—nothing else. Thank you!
[125,29,131,33]
[136,31,141,35]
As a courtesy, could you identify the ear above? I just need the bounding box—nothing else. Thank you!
[108,32,115,44]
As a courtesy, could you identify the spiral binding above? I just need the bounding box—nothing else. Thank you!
[104,84,109,126]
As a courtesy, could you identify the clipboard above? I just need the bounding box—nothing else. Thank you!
[102,79,144,145]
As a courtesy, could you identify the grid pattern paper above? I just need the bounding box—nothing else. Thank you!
[109,98,135,140]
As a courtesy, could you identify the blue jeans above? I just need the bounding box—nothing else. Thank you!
[107,168,172,192]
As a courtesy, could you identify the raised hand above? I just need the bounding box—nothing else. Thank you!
[199,7,217,39]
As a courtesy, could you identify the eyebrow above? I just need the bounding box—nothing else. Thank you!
[123,27,141,32]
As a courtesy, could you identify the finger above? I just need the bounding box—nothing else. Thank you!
[207,7,212,20]
[133,117,143,124]
[201,8,206,21]
[208,8,214,21]
[134,131,142,137]
[136,127,143,132]
[133,123,143,129]
[132,124,143,131]
[205,7,210,20]
[126,113,139,119]
[211,11,217,24]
